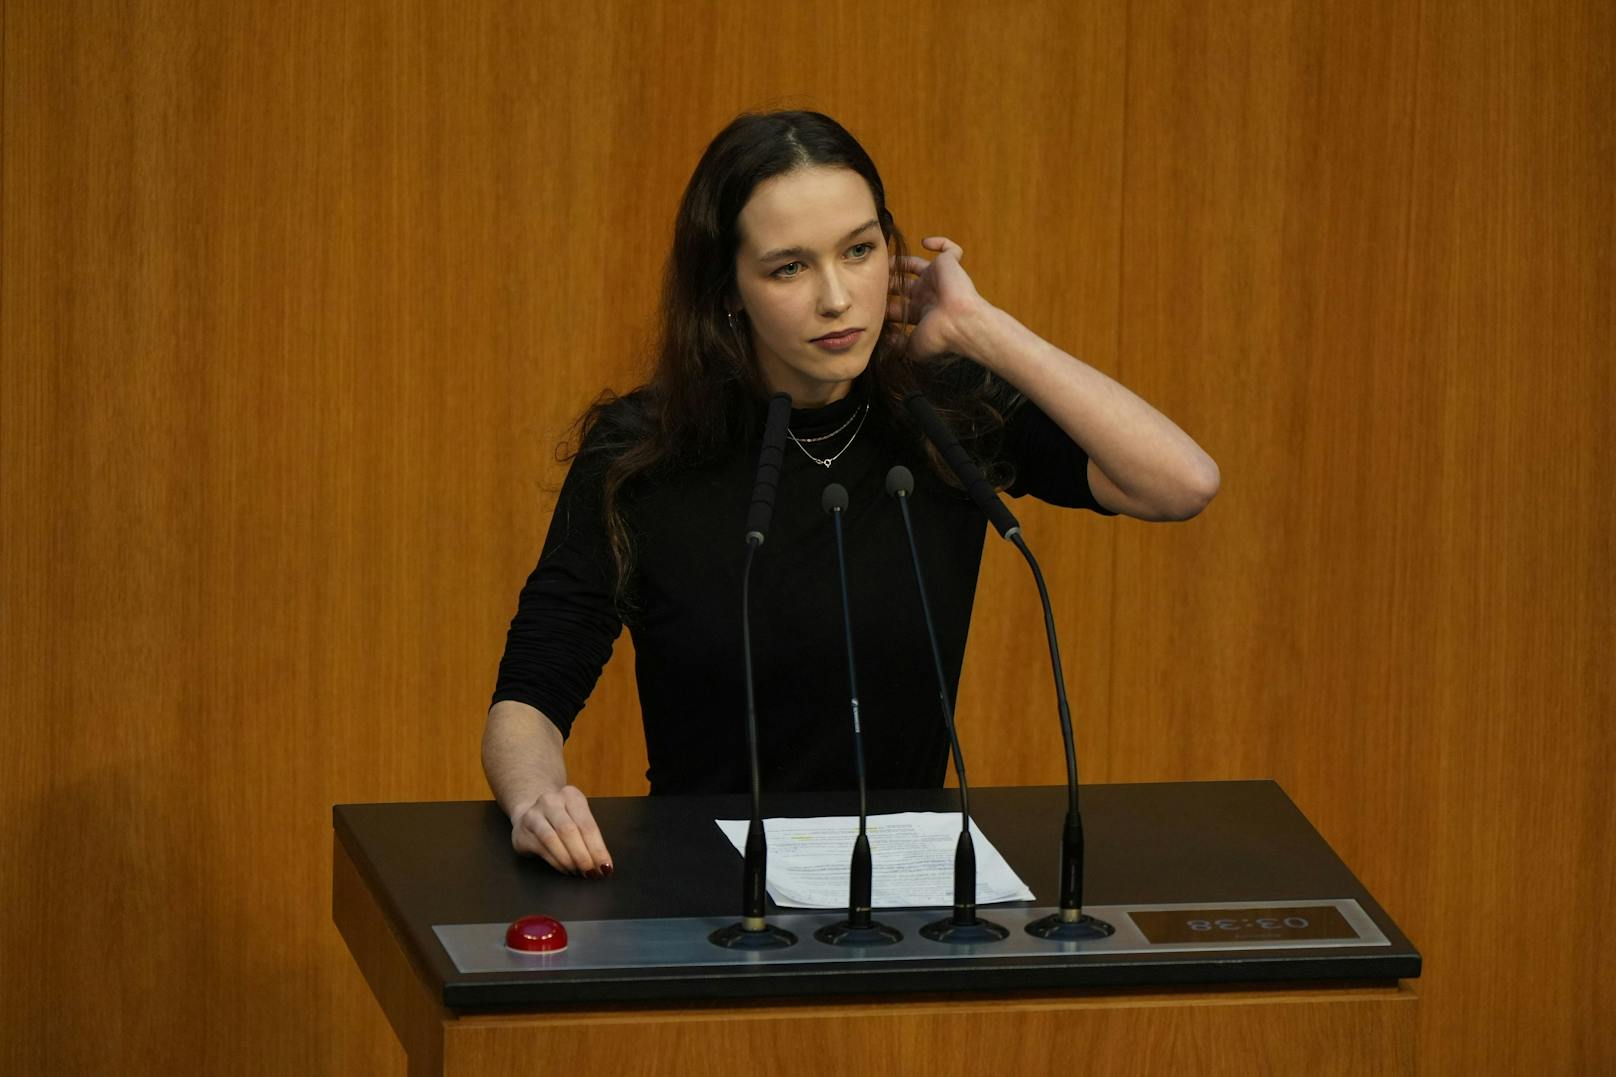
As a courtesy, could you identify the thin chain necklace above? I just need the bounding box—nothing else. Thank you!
[789,401,865,444]
[788,402,869,468]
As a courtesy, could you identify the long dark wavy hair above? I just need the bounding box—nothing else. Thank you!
[570,110,1021,604]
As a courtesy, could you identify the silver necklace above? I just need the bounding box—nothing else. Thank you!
[789,402,865,444]
[787,402,869,468]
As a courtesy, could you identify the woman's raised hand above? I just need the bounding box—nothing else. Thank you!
[888,236,987,360]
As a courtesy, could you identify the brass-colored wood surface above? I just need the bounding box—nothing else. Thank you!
[332,837,439,1077]
[3,0,1610,1074]
[1110,2,1615,1075]
[438,984,1417,1077]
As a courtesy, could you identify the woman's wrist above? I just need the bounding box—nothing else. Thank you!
[950,302,1039,381]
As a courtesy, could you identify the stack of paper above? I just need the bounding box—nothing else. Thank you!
[714,813,1036,909]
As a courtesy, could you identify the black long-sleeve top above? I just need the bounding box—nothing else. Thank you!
[492,383,1113,795]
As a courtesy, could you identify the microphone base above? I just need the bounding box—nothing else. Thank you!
[919,915,1010,944]
[1025,911,1116,941]
[814,919,903,947]
[708,921,797,950]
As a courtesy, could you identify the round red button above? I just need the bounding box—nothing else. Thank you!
[505,914,568,954]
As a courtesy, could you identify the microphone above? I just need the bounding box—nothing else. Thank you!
[745,392,793,546]
[902,396,1113,941]
[711,392,797,951]
[884,465,1008,943]
[903,392,1020,539]
[814,483,902,947]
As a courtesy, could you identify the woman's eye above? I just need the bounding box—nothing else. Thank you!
[848,242,874,258]
[773,262,803,279]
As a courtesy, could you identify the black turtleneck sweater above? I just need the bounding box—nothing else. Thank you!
[492,385,1113,795]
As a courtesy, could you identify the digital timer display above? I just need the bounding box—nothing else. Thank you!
[1129,905,1358,945]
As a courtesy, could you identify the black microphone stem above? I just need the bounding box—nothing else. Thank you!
[1010,533,1079,817]
[740,539,767,923]
[829,510,870,830]
[895,495,971,833]
[712,532,794,947]
[1008,526,1114,941]
[815,486,901,946]
[898,393,1113,941]
[710,394,796,950]
[830,509,875,930]
[893,484,1006,942]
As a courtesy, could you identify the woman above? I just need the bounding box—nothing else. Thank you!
[484,110,1218,879]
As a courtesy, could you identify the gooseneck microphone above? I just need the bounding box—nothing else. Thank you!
[744,393,792,546]
[711,392,797,950]
[1011,521,1113,940]
[885,465,1009,943]
[815,483,903,946]
[903,392,1114,941]
[904,392,1021,539]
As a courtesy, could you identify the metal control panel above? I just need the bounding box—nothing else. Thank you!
[435,898,1388,975]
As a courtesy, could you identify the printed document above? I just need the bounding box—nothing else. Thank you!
[714,813,1035,909]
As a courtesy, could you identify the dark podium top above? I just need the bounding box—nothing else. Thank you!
[333,781,1420,1009]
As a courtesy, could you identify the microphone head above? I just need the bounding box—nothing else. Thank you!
[821,482,850,515]
[902,390,935,424]
[884,465,915,497]
[902,388,1022,539]
[744,392,796,545]
[766,391,792,420]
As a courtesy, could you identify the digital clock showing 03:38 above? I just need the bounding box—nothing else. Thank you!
[1129,905,1359,946]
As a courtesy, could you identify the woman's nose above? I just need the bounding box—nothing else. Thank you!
[819,269,852,316]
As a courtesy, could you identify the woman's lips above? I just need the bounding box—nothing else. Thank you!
[811,328,863,351]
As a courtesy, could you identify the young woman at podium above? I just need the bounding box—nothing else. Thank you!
[483,110,1218,879]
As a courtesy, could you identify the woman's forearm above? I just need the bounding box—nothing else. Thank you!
[482,699,570,818]
[957,303,1220,521]
[483,701,613,876]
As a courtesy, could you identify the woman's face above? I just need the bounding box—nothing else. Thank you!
[731,166,890,407]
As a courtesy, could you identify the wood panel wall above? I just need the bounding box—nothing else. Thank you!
[2,1,1608,1074]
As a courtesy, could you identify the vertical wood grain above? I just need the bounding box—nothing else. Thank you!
[1396,2,1614,1071]
[3,0,1610,1073]
[0,2,1123,1072]
[441,985,1417,1076]
[1115,1,1613,1074]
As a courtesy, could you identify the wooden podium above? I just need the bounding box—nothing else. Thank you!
[333,782,1419,1076]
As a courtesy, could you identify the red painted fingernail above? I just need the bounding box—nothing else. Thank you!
[601,863,614,878]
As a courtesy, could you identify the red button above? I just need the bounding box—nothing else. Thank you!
[505,914,568,954]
